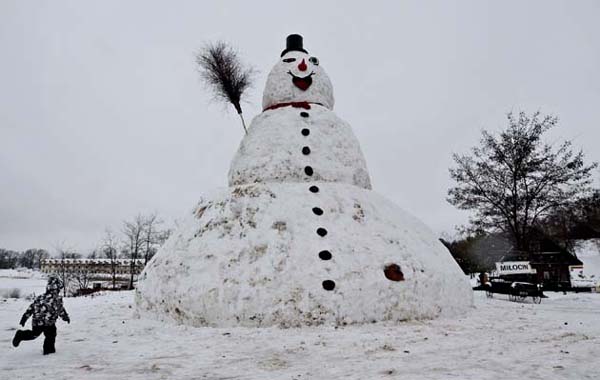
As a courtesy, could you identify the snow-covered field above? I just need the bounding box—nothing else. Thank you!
[0,269,46,299]
[1,282,599,380]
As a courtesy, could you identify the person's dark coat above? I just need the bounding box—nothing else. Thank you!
[20,277,70,327]
[13,276,70,355]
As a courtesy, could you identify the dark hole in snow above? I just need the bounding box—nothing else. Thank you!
[384,264,405,281]
[319,250,332,260]
[302,146,311,155]
[304,166,314,176]
[322,280,335,291]
[300,112,309,118]
[301,128,310,136]
[317,228,328,237]
[312,207,323,215]
[309,186,319,193]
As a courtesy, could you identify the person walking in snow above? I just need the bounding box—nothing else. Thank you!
[12,276,70,355]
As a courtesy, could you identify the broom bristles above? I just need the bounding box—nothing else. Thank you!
[196,41,254,117]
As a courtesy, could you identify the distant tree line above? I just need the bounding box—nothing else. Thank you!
[1,213,172,292]
[0,248,50,270]
[542,189,600,245]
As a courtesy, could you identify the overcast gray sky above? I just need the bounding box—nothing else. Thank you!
[1,0,599,252]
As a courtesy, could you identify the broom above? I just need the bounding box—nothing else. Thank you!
[196,42,255,134]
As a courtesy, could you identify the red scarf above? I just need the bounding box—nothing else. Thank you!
[263,101,323,112]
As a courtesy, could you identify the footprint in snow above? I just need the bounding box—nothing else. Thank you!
[257,356,289,370]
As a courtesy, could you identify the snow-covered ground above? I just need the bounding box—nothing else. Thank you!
[0,269,47,299]
[1,285,599,380]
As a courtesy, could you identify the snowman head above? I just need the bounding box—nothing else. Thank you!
[262,35,335,111]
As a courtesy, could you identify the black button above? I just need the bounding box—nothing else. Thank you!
[300,112,309,118]
[301,128,310,136]
[312,207,323,215]
[322,280,335,291]
[304,166,313,176]
[302,146,311,155]
[309,186,319,193]
[317,228,328,237]
[318,250,332,260]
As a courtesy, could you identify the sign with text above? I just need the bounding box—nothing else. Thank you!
[495,261,534,275]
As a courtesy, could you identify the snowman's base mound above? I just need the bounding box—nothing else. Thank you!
[136,182,473,327]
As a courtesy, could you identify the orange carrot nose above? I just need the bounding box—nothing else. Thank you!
[298,59,307,72]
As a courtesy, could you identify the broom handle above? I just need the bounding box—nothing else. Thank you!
[238,112,248,134]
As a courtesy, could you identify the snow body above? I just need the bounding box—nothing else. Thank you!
[229,105,371,189]
[136,182,471,327]
[136,38,472,327]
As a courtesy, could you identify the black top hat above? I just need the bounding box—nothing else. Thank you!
[281,34,308,57]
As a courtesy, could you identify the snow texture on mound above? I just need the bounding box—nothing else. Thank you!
[228,105,372,190]
[136,182,472,327]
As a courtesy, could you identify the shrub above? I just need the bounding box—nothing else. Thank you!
[1,288,21,299]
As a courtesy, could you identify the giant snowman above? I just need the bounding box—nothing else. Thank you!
[136,35,472,327]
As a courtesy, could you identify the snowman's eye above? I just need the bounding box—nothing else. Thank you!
[283,58,296,63]
[309,57,319,65]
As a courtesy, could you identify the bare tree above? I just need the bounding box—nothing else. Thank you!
[18,248,49,269]
[140,213,172,265]
[102,228,120,290]
[123,215,145,289]
[18,249,36,269]
[542,189,600,245]
[0,249,20,269]
[53,242,78,297]
[157,228,171,246]
[73,266,92,294]
[142,213,159,265]
[33,249,50,270]
[87,249,100,259]
[448,111,598,252]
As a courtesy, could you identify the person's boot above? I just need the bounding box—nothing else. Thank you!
[43,348,55,355]
[12,330,22,347]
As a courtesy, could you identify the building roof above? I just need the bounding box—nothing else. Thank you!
[530,251,583,266]
[500,251,583,266]
[41,258,144,265]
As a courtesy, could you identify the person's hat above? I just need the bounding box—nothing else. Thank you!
[46,276,64,292]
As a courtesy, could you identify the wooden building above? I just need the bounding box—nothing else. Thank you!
[531,251,582,289]
[463,232,585,289]
[495,252,582,290]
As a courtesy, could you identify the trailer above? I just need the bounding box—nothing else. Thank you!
[484,278,544,304]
